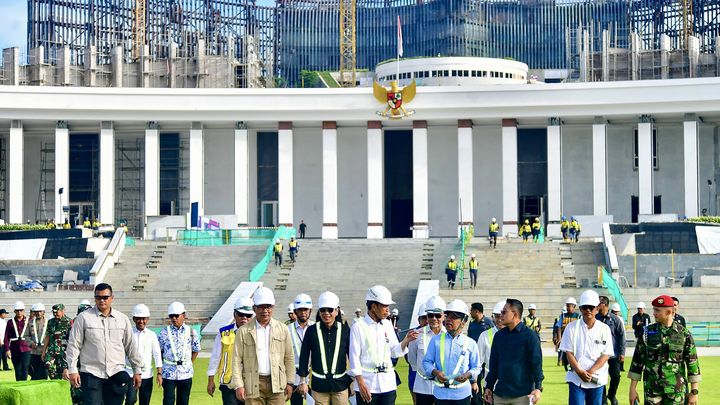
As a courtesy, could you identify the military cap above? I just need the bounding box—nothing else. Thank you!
[52,303,65,312]
[651,295,674,308]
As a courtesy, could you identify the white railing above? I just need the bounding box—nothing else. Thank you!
[89,228,126,285]
[602,222,619,272]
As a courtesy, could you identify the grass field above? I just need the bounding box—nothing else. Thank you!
[1,356,717,404]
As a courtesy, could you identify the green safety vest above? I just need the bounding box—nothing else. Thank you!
[434,333,471,388]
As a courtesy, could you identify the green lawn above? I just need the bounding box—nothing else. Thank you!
[2,357,718,404]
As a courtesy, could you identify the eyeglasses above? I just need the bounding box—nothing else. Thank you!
[500,309,516,315]
[319,308,335,313]
[168,314,183,319]
[580,305,596,311]
[426,313,442,319]
[234,311,253,318]
[94,295,112,301]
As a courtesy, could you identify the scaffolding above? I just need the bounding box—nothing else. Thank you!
[35,142,55,223]
[115,138,144,236]
[0,138,6,221]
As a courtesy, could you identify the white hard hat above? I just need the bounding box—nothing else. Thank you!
[80,299,91,306]
[293,293,313,310]
[318,291,340,309]
[132,304,151,318]
[492,217,496,222]
[528,304,537,310]
[450,255,455,260]
[391,308,399,316]
[445,299,469,317]
[234,297,255,314]
[14,301,25,311]
[253,287,275,306]
[637,301,646,309]
[424,296,447,314]
[611,303,621,312]
[287,304,294,313]
[493,300,506,315]
[417,303,427,316]
[31,303,45,312]
[561,307,567,314]
[366,285,395,305]
[579,290,600,307]
[167,301,186,315]
[355,308,362,313]
[275,239,280,243]
[565,297,577,305]
[341,310,345,315]
[471,253,476,258]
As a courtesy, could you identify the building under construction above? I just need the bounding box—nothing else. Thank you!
[17,0,720,87]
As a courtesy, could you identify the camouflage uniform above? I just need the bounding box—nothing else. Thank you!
[44,314,72,379]
[628,321,702,404]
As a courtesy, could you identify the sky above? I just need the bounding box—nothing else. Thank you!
[0,1,26,53]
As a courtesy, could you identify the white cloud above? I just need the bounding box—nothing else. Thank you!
[0,1,27,53]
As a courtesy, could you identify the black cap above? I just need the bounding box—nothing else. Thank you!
[0,309,8,315]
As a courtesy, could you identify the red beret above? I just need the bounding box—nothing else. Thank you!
[651,295,674,308]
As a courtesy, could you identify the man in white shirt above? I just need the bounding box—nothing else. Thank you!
[0,309,10,371]
[289,293,314,405]
[407,296,446,405]
[476,300,505,387]
[559,290,614,405]
[349,285,418,405]
[125,304,163,405]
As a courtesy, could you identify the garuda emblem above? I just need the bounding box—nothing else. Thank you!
[373,80,416,119]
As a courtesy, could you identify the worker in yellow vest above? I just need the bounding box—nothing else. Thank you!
[273,239,283,266]
[477,301,506,387]
[445,255,458,289]
[523,304,542,336]
[82,217,91,228]
[92,218,101,229]
[560,216,570,242]
[519,220,531,243]
[488,218,499,248]
[570,217,581,243]
[288,237,299,263]
[531,217,541,243]
[47,220,56,229]
[207,296,254,404]
[468,253,479,289]
[62,219,71,229]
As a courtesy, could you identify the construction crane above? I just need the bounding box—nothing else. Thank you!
[339,0,357,87]
[133,0,146,60]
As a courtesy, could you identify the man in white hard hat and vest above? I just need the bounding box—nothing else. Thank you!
[297,291,352,405]
[28,302,48,380]
[230,286,295,405]
[125,304,163,405]
[4,301,31,381]
[349,285,418,405]
[208,296,254,405]
[422,299,481,405]
[158,301,201,405]
[289,293,314,405]
[407,302,428,405]
[557,297,580,372]
[476,300,505,389]
[286,304,297,326]
[409,296,446,405]
[559,291,613,405]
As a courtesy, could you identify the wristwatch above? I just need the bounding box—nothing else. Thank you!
[690,388,699,395]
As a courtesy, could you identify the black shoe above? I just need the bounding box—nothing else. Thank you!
[609,398,619,405]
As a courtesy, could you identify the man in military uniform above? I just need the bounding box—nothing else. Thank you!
[628,294,701,405]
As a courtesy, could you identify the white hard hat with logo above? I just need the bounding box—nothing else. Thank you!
[318,291,340,309]
[528,304,537,310]
[611,303,621,312]
[424,296,447,314]
[445,299,469,317]
[293,293,313,310]
[579,290,600,307]
[417,303,427,316]
[565,297,577,306]
[493,300,507,315]
[253,287,276,306]
[132,304,151,318]
[31,303,45,312]
[167,301,186,315]
[234,297,255,315]
[14,301,25,311]
[366,285,395,305]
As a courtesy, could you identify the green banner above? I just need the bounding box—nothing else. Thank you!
[601,267,628,318]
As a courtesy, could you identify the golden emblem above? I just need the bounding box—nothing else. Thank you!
[373,80,416,119]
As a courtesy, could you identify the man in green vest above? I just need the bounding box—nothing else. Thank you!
[468,254,479,289]
[208,297,254,405]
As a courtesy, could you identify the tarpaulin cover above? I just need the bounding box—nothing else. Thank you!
[0,239,47,260]
[696,226,720,254]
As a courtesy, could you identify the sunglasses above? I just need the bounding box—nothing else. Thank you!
[94,295,112,301]
[234,311,253,318]
[319,308,335,313]
[426,313,442,319]
[168,314,183,319]
[580,305,596,311]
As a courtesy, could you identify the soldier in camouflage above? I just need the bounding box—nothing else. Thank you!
[627,294,701,405]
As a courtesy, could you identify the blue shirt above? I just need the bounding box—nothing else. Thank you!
[485,321,543,398]
[422,332,480,400]
[158,324,201,381]
[467,317,494,341]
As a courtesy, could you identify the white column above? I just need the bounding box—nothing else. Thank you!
[501,119,519,235]
[322,122,338,239]
[235,122,249,226]
[278,122,294,227]
[412,121,429,239]
[638,117,654,215]
[189,122,204,212]
[144,123,160,217]
[55,123,70,224]
[592,118,608,215]
[99,121,114,225]
[457,120,473,235]
[546,118,562,237]
[8,120,24,223]
[683,114,699,218]
[367,122,384,239]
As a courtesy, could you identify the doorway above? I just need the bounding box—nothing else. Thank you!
[69,134,99,224]
[631,195,662,222]
[517,129,548,226]
[257,132,279,227]
[260,201,278,227]
[384,130,413,238]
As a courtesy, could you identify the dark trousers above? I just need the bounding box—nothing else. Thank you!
[1,348,10,370]
[126,377,153,405]
[274,252,283,266]
[355,390,396,405]
[469,270,477,288]
[436,397,471,405]
[603,357,622,403]
[291,386,304,405]
[163,378,193,405]
[80,372,125,405]
[220,384,244,405]
[416,393,435,405]
[10,351,31,381]
[29,353,48,380]
[469,388,484,405]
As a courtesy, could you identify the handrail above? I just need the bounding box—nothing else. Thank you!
[89,227,126,285]
[602,222,619,272]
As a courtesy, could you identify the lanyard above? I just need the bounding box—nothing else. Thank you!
[316,322,342,375]
[167,326,190,364]
[356,320,389,368]
[290,322,309,366]
[439,333,470,380]
[10,318,27,342]
[33,318,48,345]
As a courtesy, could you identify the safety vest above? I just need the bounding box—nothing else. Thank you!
[560,220,570,230]
[93,221,101,228]
[524,316,540,332]
[532,222,541,230]
[311,322,346,380]
[489,223,499,232]
[447,261,457,271]
[32,318,48,346]
[434,333,471,388]
[47,223,56,229]
[468,259,478,270]
[9,317,27,343]
[289,241,297,249]
[63,223,71,229]
[571,221,581,231]
[163,325,192,366]
[521,225,531,234]
[354,320,391,373]
[217,324,237,385]
[274,243,283,253]
[83,220,91,228]
[288,322,312,368]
